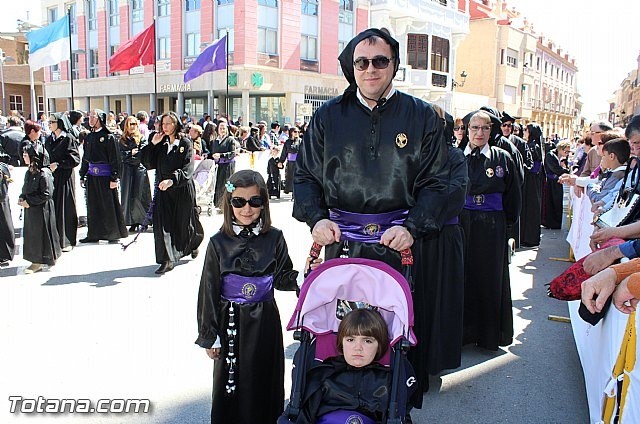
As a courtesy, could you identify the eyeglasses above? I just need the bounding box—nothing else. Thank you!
[129,122,138,126]
[292,130,300,133]
[469,125,492,133]
[453,126,465,131]
[501,123,513,128]
[230,196,264,208]
[353,56,394,71]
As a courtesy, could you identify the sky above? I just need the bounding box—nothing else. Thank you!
[2,0,638,120]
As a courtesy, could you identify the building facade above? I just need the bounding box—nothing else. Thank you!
[610,51,640,127]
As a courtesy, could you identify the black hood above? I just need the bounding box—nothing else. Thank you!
[501,111,518,124]
[93,109,108,132]
[52,112,72,133]
[337,28,400,96]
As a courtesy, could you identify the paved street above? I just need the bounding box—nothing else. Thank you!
[0,174,588,423]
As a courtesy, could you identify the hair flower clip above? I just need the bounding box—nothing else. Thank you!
[225,181,235,193]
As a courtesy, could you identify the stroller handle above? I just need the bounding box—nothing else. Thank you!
[308,242,414,266]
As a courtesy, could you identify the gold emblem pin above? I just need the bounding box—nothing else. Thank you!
[486,168,494,178]
[179,146,184,153]
[395,133,408,148]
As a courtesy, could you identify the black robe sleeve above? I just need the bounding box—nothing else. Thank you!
[196,238,222,349]
[171,138,194,188]
[273,230,299,291]
[140,134,165,171]
[22,169,53,206]
[56,134,81,169]
[502,151,522,225]
[441,145,469,221]
[545,150,570,177]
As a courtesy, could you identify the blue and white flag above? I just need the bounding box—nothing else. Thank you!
[184,36,227,83]
[26,16,70,71]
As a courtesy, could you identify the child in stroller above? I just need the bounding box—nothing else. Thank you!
[280,257,417,424]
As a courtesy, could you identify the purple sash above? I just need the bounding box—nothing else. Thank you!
[463,193,503,212]
[531,161,542,174]
[329,208,408,243]
[87,163,112,177]
[217,157,235,165]
[444,216,459,225]
[221,274,274,303]
[287,152,298,161]
[316,410,375,424]
[546,172,559,181]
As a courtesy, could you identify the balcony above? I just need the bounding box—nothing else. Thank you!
[370,0,469,33]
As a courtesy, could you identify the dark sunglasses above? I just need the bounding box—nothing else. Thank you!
[230,196,264,208]
[501,123,513,128]
[454,126,465,131]
[353,56,393,71]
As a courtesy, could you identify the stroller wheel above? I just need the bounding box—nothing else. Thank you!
[207,207,213,216]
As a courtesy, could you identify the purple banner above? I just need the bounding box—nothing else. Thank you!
[463,193,503,212]
[329,208,408,243]
[87,163,112,177]
[287,152,298,162]
[531,161,542,174]
[221,273,274,303]
[316,410,376,424]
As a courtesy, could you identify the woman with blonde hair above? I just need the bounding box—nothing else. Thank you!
[119,116,151,233]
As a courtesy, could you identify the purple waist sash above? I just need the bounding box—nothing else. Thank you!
[546,172,559,181]
[287,152,298,161]
[444,216,459,225]
[531,161,542,174]
[87,163,112,177]
[217,157,235,164]
[464,193,503,212]
[221,274,274,303]
[317,410,375,424]
[329,208,408,243]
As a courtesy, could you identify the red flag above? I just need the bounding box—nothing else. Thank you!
[109,23,155,72]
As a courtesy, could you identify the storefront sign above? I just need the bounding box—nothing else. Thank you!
[304,85,340,96]
[159,83,192,93]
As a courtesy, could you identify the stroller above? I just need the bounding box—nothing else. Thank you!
[193,158,216,216]
[280,245,417,424]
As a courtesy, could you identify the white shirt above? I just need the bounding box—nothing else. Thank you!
[356,87,397,110]
[464,143,491,158]
[166,138,180,154]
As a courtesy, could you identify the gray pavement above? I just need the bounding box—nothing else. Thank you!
[0,181,588,423]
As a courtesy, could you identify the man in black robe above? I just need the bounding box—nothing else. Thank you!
[293,28,450,403]
[0,117,25,166]
[78,109,127,243]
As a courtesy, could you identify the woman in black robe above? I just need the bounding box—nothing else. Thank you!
[520,123,545,246]
[460,110,521,350]
[279,127,302,195]
[45,112,80,252]
[542,140,571,230]
[210,121,238,211]
[141,111,203,275]
[19,143,61,273]
[0,162,14,266]
[118,116,151,232]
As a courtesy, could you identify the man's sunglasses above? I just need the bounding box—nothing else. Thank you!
[353,56,393,71]
[230,196,264,208]
[454,126,465,131]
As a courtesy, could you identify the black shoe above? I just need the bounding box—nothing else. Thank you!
[0,259,9,267]
[155,261,174,274]
[79,237,98,243]
[191,249,199,259]
[108,239,120,244]
[129,225,139,233]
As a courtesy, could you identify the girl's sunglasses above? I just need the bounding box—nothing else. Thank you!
[353,56,393,71]
[230,196,264,208]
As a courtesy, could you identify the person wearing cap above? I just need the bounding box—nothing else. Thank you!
[78,109,128,243]
[45,112,81,252]
[293,28,450,403]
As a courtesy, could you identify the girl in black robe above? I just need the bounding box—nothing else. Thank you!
[279,127,302,195]
[0,162,14,266]
[19,143,61,273]
[45,112,80,251]
[267,146,282,199]
[118,116,151,232]
[141,112,203,275]
[196,170,298,424]
[520,123,544,246]
[460,110,521,351]
[542,141,571,230]
[210,121,238,210]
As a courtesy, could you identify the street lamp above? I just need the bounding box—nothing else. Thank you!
[453,70,468,89]
[0,48,16,115]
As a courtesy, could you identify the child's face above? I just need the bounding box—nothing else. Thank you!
[342,335,378,368]
[600,151,615,169]
[231,185,263,226]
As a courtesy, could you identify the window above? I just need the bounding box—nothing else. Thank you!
[505,48,517,68]
[87,0,97,30]
[536,57,540,70]
[217,0,233,4]
[51,64,61,81]
[48,7,58,24]
[217,29,234,53]
[158,0,170,16]
[38,97,45,113]
[108,0,119,26]
[407,33,428,70]
[339,0,353,23]
[503,85,517,104]
[430,36,449,73]
[186,33,201,57]
[9,95,23,112]
[89,48,99,78]
[300,35,317,60]
[258,27,277,54]
[258,0,277,6]
[132,0,143,22]
[186,0,201,11]
[302,0,318,15]
[67,3,77,33]
[70,53,79,80]
[159,37,171,60]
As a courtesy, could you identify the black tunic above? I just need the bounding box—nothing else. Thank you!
[279,137,302,194]
[0,163,14,262]
[461,145,521,350]
[141,136,203,264]
[521,140,544,245]
[267,157,282,199]
[79,127,127,240]
[542,149,569,230]
[118,136,151,226]
[196,228,298,424]
[45,131,80,249]
[21,167,61,265]
[210,135,238,209]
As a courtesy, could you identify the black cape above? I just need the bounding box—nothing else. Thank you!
[0,163,14,262]
[267,157,282,199]
[196,228,298,424]
[521,139,544,246]
[280,137,302,194]
[118,136,151,226]
[541,149,569,230]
